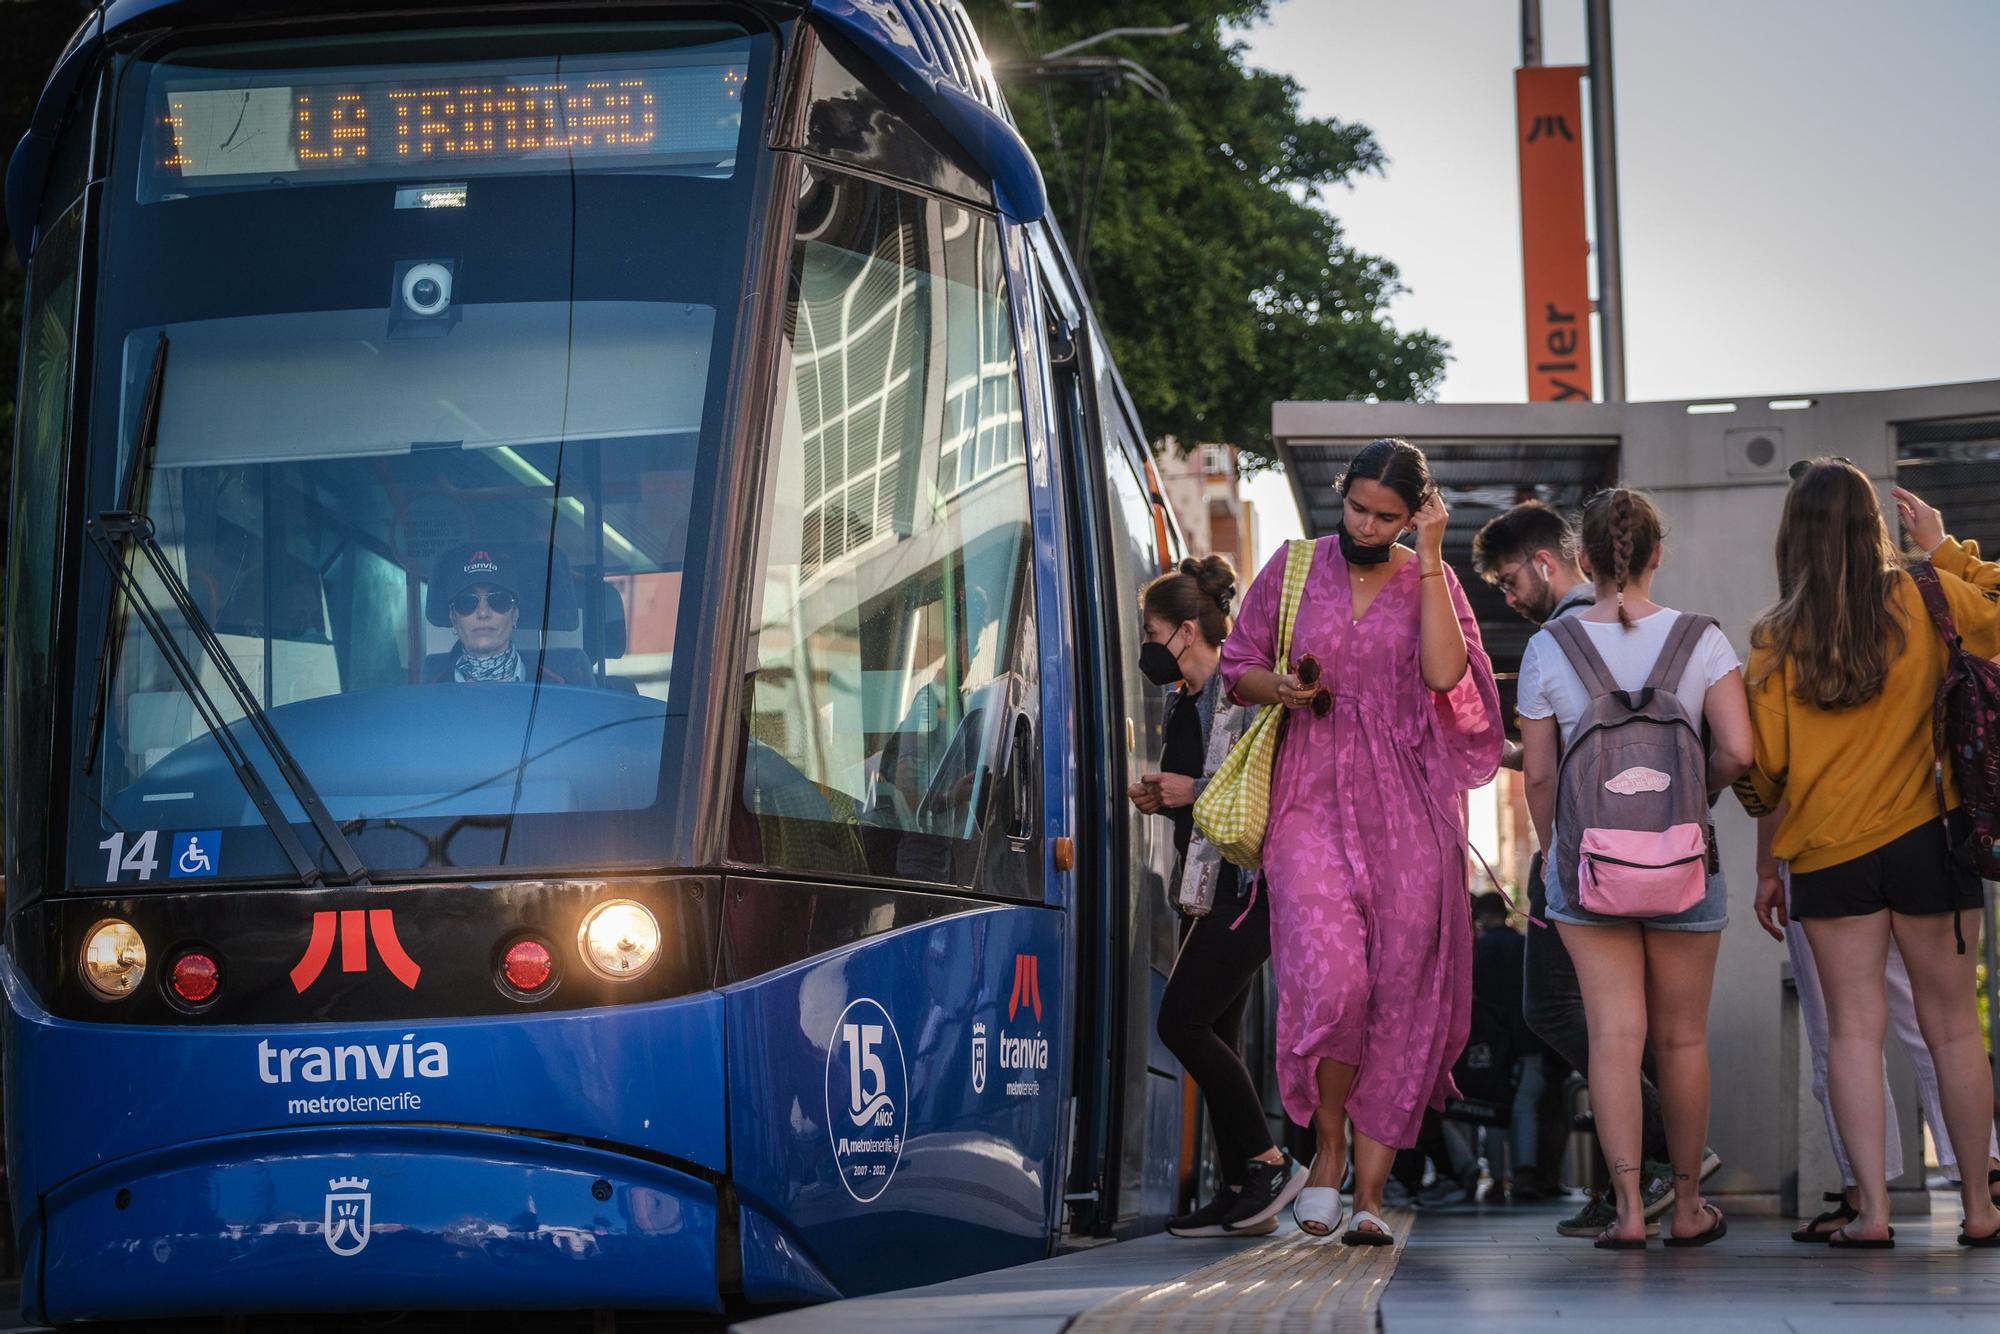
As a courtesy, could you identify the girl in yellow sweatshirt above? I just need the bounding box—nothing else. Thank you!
[1742,460,2000,1250]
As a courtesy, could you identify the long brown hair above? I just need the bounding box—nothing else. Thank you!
[1578,487,1663,627]
[1141,555,1236,647]
[1749,458,1907,710]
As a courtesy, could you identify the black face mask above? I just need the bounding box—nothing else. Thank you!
[1338,519,1395,566]
[1139,636,1185,687]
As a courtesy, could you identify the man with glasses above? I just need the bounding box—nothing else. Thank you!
[1472,502,1718,1233]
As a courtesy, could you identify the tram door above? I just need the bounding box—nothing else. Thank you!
[1042,264,1185,1236]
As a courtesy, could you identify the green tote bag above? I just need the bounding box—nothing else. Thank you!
[1191,538,1315,869]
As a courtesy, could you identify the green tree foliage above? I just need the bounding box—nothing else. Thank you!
[963,0,1448,462]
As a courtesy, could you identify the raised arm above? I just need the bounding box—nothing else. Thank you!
[1897,486,2000,592]
[1413,493,1469,691]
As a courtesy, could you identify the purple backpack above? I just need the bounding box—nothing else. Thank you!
[1548,614,1718,918]
[1909,562,2000,949]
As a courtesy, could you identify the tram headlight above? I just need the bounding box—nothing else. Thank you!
[577,899,660,981]
[80,919,148,999]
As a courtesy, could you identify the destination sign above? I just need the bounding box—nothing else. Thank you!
[147,55,746,192]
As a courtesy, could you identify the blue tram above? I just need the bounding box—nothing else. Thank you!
[2,0,1228,1320]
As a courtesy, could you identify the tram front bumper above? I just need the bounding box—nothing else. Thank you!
[31,1124,724,1323]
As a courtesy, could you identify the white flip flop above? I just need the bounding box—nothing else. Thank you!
[1342,1208,1395,1247]
[1294,1186,1346,1237]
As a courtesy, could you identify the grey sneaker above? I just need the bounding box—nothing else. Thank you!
[1559,1190,1661,1238]
[1558,1192,1616,1237]
[1699,1147,1722,1182]
[1641,1163,1676,1221]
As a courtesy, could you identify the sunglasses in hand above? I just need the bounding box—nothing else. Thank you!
[1293,654,1333,718]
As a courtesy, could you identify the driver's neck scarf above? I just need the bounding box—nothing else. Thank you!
[457,646,523,683]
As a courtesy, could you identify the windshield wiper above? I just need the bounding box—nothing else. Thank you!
[82,334,370,888]
[82,334,168,774]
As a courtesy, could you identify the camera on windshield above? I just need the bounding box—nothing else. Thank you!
[390,258,460,338]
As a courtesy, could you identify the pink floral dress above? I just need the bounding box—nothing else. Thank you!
[1219,537,1501,1148]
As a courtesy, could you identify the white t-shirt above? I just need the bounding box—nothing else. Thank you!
[1516,606,1740,746]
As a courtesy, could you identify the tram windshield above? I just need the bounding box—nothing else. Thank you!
[69,21,771,886]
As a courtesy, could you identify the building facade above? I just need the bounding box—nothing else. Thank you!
[1155,440,1259,585]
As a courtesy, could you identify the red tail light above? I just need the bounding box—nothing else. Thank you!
[501,938,554,995]
[169,951,220,1004]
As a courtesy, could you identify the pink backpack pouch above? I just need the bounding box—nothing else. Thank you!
[1577,823,1707,917]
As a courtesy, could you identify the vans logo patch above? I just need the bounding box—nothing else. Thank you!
[1605,766,1672,795]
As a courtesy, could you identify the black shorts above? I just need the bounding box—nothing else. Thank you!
[1789,814,1985,919]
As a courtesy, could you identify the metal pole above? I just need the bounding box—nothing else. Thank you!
[1585,0,1627,401]
[1520,0,1543,67]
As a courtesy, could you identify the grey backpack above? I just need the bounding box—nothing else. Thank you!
[1548,614,1717,918]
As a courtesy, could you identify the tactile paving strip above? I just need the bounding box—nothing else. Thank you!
[1065,1207,1415,1333]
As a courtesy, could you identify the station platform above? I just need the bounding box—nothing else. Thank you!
[735,1193,2000,1334]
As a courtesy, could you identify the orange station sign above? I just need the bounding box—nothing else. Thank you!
[1516,66,1592,401]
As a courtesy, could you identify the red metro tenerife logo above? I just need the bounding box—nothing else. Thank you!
[1006,953,1042,1023]
[291,910,422,992]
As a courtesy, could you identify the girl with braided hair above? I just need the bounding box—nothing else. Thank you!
[1517,486,1753,1248]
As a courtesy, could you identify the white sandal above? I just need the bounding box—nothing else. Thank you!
[1342,1208,1395,1247]
[1294,1186,1346,1237]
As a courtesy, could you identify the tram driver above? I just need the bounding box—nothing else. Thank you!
[425,543,593,687]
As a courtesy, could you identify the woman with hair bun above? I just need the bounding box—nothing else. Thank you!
[1220,438,1503,1245]
[1517,486,1752,1249]
[1129,554,1302,1237]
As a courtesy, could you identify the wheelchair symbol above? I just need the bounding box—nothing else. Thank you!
[170,830,221,878]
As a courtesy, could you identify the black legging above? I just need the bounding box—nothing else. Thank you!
[1157,887,1275,1187]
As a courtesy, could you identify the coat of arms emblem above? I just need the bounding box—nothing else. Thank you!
[323,1176,372,1257]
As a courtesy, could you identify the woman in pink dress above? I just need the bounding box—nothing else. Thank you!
[1220,438,1502,1245]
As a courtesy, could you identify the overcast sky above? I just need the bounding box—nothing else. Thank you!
[1235,0,2000,561]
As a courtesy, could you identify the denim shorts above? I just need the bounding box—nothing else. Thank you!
[1543,832,1729,932]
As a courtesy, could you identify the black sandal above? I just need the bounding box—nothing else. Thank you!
[1827,1225,1894,1249]
[1664,1202,1727,1248]
[1792,1191,1857,1244]
[1593,1226,1646,1250]
[1959,1218,2000,1248]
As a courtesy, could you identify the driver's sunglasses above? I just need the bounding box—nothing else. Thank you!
[1293,653,1334,718]
[1787,455,1852,481]
[450,589,518,617]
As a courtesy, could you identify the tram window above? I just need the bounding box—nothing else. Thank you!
[6,203,85,887]
[54,18,771,885]
[82,294,711,836]
[734,171,1035,889]
[36,74,98,233]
